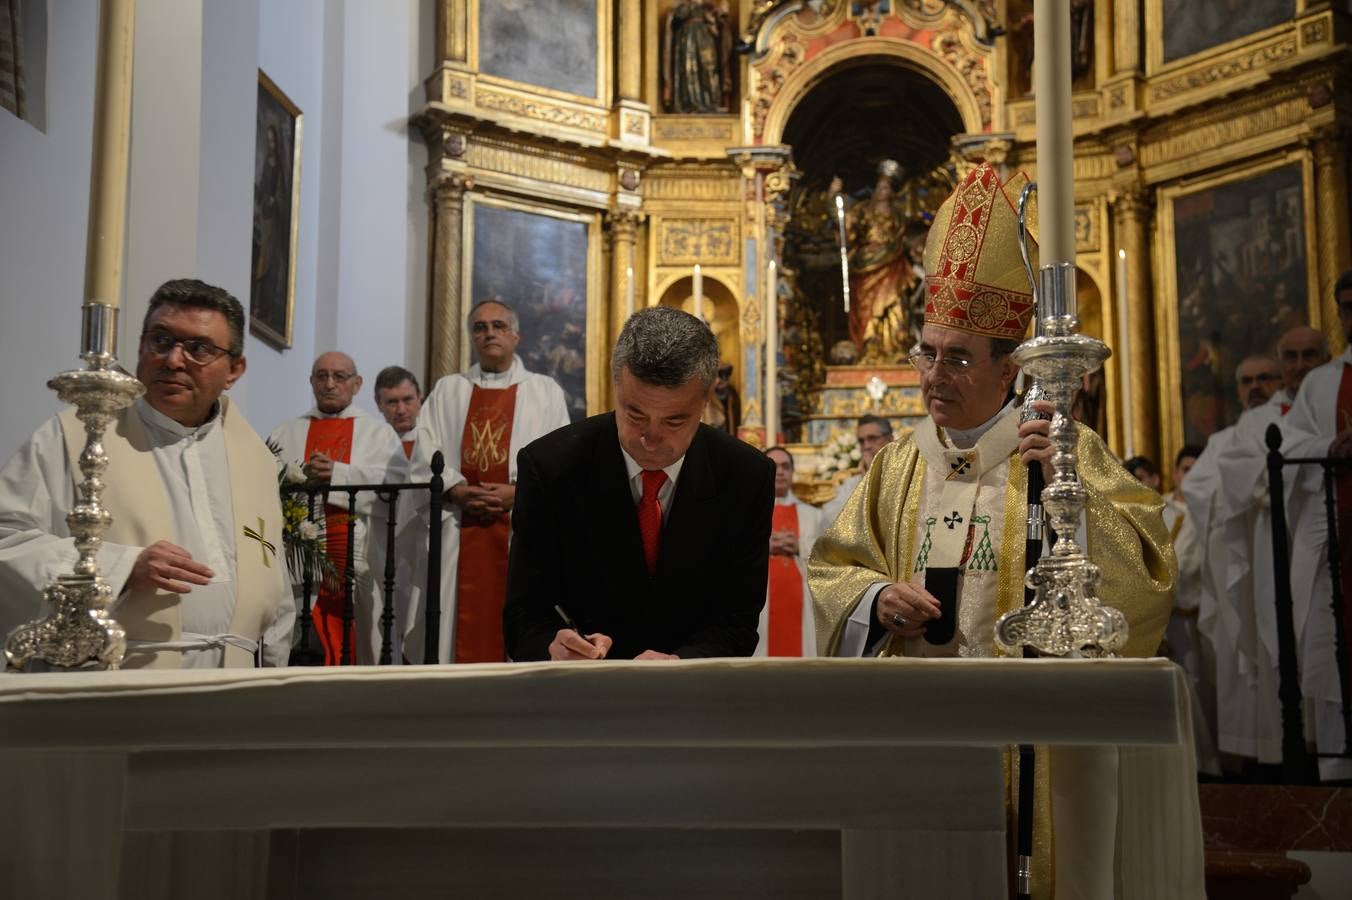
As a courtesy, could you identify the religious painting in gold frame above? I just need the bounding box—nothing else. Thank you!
[1155,151,1319,468]
[473,0,608,104]
[1148,0,1294,72]
[248,69,302,350]
[463,195,602,420]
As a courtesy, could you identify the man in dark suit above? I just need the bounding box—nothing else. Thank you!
[504,306,775,661]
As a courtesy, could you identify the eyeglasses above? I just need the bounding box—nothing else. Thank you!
[141,330,233,365]
[907,347,975,374]
[311,371,355,385]
[471,320,513,335]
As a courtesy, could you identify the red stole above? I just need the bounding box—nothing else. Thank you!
[454,384,518,663]
[401,439,415,460]
[305,417,356,665]
[766,503,805,657]
[1336,367,1352,697]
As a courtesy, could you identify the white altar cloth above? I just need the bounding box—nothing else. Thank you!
[0,657,1204,899]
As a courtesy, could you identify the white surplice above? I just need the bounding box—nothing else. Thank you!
[268,403,407,663]
[0,396,293,668]
[1181,392,1293,763]
[755,493,822,657]
[1162,492,1221,774]
[1279,351,1352,779]
[407,355,570,663]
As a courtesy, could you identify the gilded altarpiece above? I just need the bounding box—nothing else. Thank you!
[414,1,1351,480]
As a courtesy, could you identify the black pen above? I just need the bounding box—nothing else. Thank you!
[554,604,590,643]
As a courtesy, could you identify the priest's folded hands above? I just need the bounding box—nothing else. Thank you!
[875,581,942,639]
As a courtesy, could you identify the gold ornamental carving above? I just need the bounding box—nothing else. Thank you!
[642,168,743,202]
[1149,36,1298,103]
[931,31,992,128]
[463,135,611,195]
[653,118,737,142]
[475,86,607,132]
[657,218,739,265]
[1138,82,1316,174]
[1074,204,1099,253]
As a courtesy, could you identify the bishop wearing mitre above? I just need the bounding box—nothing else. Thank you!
[809,163,1180,899]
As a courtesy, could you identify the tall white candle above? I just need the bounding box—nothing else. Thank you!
[625,264,635,318]
[693,264,703,309]
[1116,248,1134,458]
[765,260,778,445]
[85,0,137,309]
[1034,0,1075,266]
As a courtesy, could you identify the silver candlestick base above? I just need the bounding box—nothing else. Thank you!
[5,304,143,671]
[995,264,1129,658]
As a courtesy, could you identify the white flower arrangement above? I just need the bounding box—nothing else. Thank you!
[815,430,861,479]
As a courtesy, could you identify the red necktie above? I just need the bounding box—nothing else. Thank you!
[638,469,668,574]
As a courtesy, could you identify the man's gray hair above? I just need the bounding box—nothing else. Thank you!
[466,298,520,334]
[1234,353,1277,381]
[611,306,719,389]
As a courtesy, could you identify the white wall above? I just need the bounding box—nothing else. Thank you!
[244,0,430,435]
[0,0,432,461]
[0,0,97,463]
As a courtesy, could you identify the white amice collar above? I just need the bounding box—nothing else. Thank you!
[135,395,221,440]
[472,355,520,387]
[942,399,1016,450]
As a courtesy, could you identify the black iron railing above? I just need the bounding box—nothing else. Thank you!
[1265,424,1352,783]
[281,451,444,665]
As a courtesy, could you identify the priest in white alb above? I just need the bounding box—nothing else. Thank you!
[755,446,821,657]
[809,164,1178,899]
[269,351,407,665]
[0,279,293,668]
[1184,329,1327,769]
[1276,270,1352,781]
[409,298,570,663]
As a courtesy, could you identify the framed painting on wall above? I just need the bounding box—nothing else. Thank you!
[1157,0,1293,67]
[1157,154,1318,464]
[248,69,302,350]
[477,0,602,101]
[465,197,601,421]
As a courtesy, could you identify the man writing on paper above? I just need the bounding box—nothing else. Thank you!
[0,279,293,668]
[504,306,775,662]
[270,351,407,664]
[808,164,1175,899]
[409,299,570,663]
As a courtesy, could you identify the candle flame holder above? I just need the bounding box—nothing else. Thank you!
[994,186,1129,658]
[5,303,142,671]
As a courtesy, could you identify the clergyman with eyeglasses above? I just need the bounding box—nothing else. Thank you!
[406,298,570,663]
[0,278,295,669]
[807,164,1176,897]
[268,350,406,665]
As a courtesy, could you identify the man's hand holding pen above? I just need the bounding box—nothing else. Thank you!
[550,604,613,660]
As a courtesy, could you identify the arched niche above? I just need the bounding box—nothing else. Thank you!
[657,276,743,393]
[761,37,990,147]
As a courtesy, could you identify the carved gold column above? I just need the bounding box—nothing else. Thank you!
[437,0,468,63]
[428,172,473,385]
[607,208,641,344]
[1112,187,1157,464]
[1112,0,1140,74]
[617,0,641,101]
[1312,127,1351,353]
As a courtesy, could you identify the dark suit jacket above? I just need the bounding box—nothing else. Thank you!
[504,413,775,661]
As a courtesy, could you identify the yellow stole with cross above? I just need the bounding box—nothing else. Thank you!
[58,397,284,668]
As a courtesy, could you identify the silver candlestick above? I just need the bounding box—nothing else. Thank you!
[994,188,1129,658]
[5,303,143,671]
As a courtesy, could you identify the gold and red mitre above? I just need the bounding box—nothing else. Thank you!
[922,163,1039,341]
